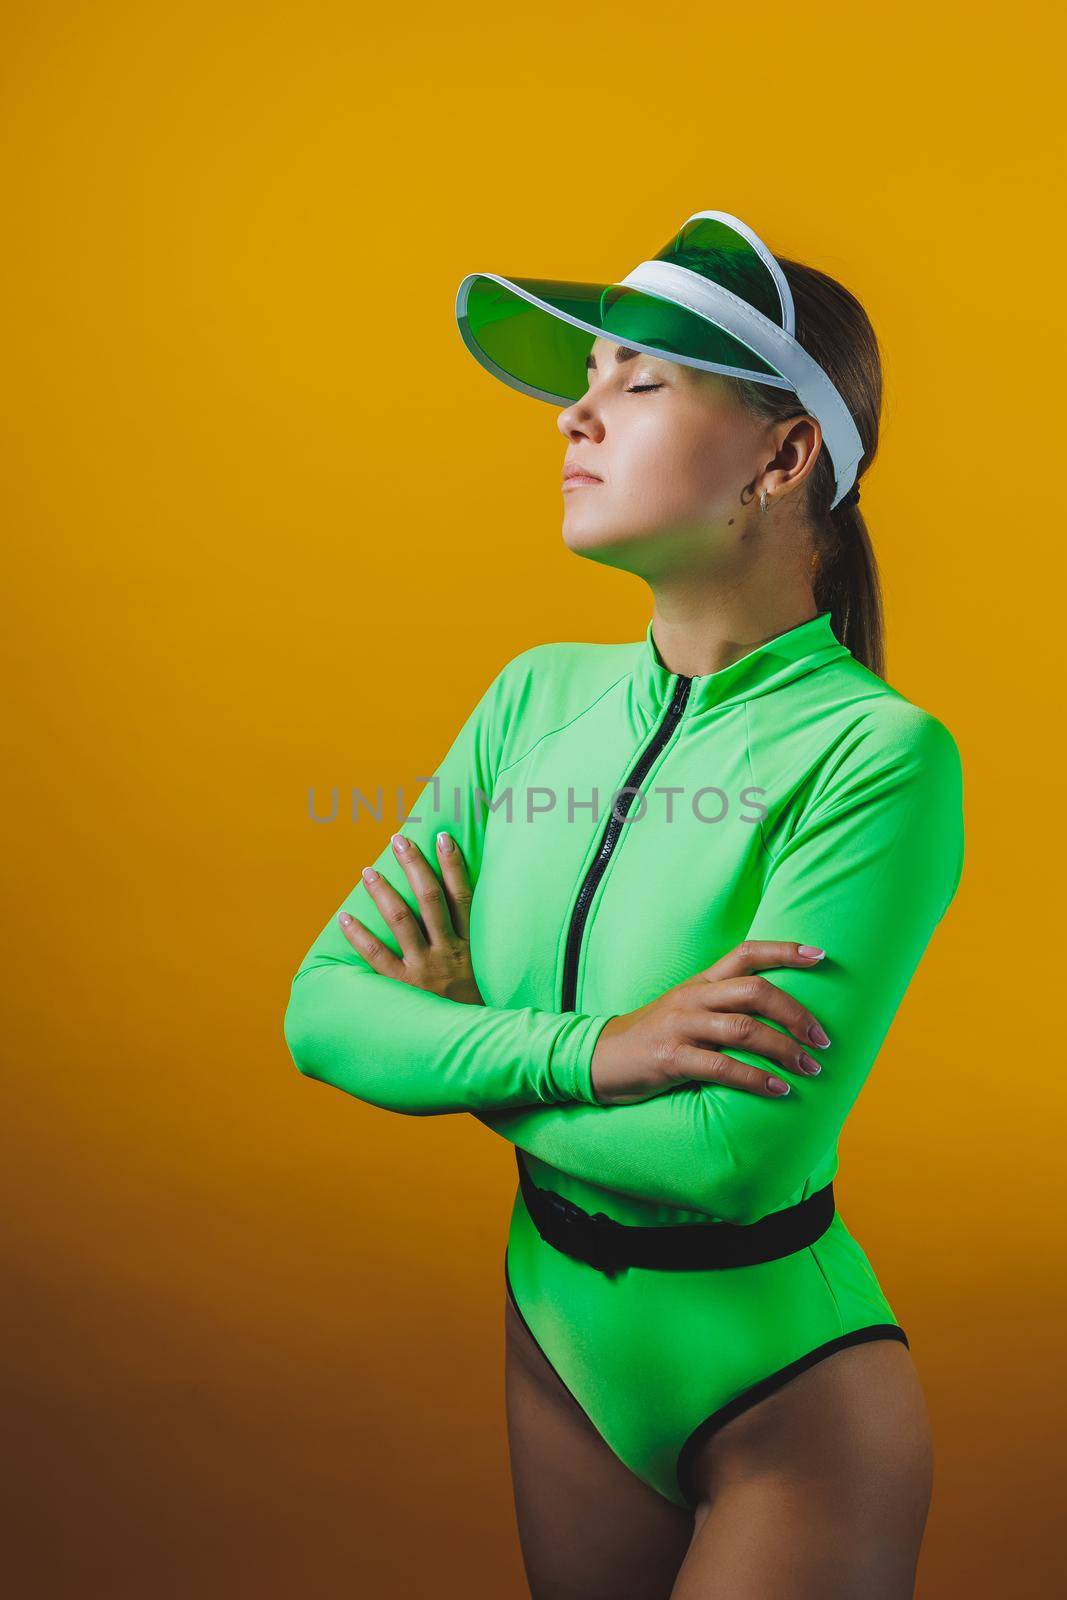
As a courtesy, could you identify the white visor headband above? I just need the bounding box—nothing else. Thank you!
[616,256,863,510]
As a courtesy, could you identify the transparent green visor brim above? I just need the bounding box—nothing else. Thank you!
[455,275,790,406]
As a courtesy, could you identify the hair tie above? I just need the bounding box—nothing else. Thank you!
[836,482,861,513]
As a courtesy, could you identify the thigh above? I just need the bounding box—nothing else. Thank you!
[504,1294,694,1600]
[670,1338,933,1600]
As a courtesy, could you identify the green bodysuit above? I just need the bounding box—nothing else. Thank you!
[283,610,965,1508]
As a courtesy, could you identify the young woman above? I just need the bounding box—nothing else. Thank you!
[284,213,965,1599]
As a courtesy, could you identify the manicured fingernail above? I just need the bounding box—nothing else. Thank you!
[338,911,353,926]
[798,945,824,959]
[361,867,378,884]
[437,832,454,853]
[800,1054,822,1075]
[808,1023,831,1047]
[767,1077,790,1095]
[391,833,408,852]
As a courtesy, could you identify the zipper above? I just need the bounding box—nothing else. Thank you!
[560,673,693,1011]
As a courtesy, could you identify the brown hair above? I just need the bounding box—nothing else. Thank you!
[728,257,885,678]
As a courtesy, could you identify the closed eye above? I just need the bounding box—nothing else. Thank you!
[627,383,663,393]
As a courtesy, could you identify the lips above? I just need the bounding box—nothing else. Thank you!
[562,465,603,484]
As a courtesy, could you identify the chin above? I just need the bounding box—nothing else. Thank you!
[562,517,628,555]
[561,512,671,570]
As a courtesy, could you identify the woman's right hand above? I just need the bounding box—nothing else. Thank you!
[589,941,832,1107]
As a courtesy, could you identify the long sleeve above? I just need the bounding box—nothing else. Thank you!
[477,707,965,1223]
[283,654,615,1114]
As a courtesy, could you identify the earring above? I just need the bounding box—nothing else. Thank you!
[759,489,771,513]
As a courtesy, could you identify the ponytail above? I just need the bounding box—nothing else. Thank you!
[811,498,885,679]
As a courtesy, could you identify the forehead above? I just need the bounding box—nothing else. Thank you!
[587,338,678,369]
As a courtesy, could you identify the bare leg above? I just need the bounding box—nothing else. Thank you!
[504,1294,694,1600]
[670,1338,933,1599]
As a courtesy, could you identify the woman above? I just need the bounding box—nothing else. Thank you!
[284,212,965,1598]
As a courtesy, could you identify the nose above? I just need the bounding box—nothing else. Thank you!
[557,389,605,443]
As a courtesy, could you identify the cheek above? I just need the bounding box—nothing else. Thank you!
[678,408,750,481]
[619,410,740,506]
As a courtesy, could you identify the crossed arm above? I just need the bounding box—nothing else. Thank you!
[285,676,964,1225]
[476,711,965,1221]
[283,658,616,1114]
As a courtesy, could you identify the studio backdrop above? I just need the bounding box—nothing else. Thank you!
[2,3,1063,1596]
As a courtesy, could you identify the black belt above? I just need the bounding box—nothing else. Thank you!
[515,1149,834,1279]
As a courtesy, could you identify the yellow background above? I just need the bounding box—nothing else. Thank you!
[3,3,1063,1594]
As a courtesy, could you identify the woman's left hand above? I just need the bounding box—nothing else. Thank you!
[337,830,484,1005]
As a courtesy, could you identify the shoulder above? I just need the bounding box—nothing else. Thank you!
[481,637,636,773]
[749,652,963,799]
[802,680,964,830]
[824,665,962,785]
[497,636,635,681]
[490,636,635,714]
[830,676,959,763]
[799,676,966,911]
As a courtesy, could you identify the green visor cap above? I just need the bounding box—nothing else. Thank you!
[455,212,864,509]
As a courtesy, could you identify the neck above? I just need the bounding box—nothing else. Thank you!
[644,578,820,680]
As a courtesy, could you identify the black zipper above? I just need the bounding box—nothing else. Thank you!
[560,673,693,1012]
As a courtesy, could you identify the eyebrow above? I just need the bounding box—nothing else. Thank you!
[585,345,642,371]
